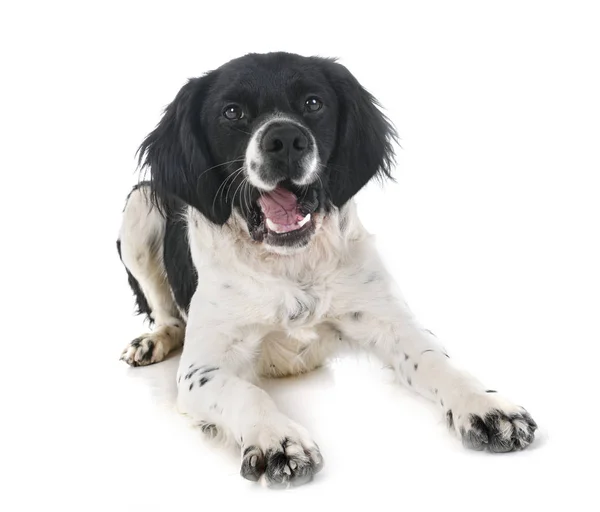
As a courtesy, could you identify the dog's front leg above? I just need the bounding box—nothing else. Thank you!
[337,291,537,452]
[176,316,323,487]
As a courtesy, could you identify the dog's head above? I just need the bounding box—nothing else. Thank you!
[139,52,396,253]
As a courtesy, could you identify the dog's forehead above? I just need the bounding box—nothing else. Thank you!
[212,53,328,102]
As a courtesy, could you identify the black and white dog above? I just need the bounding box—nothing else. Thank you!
[117,52,537,487]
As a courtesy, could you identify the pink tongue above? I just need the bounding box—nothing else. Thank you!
[258,186,299,225]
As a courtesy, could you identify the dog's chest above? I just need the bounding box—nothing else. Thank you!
[253,278,341,376]
[275,280,328,327]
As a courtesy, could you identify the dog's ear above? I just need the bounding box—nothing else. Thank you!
[138,72,231,224]
[321,60,397,207]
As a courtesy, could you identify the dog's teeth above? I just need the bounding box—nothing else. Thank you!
[298,213,311,227]
[265,219,279,232]
[266,213,310,233]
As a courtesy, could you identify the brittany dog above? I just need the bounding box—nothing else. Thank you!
[117,52,537,488]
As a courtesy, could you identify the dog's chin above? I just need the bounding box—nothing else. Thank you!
[245,181,322,254]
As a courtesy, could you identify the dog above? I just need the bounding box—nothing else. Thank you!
[117,52,537,487]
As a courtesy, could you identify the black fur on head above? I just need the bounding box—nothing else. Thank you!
[137,71,232,223]
[137,52,397,235]
[320,59,397,207]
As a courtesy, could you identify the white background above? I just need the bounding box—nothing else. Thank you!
[2,1,599,510]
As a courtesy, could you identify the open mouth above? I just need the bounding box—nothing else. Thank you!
[248,183,320,247]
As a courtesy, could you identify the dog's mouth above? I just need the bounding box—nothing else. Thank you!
[247,182,320,248]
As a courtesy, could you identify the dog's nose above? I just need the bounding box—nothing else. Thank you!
[262,124,308,163]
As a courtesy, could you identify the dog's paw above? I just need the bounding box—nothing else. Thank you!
[120,326,184,367]
[120,333,168,366]
[446,391,537,453]
[198,421,220,439]
[240,416,323,488]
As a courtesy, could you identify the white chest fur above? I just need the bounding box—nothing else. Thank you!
[184,202,391,376]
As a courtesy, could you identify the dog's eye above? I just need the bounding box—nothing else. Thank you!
[223,104,244,120]
[304,97,323,113]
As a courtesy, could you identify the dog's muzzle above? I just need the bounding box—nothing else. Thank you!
[245,118,319,190]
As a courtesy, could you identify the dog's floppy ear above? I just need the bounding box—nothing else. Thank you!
[138,72,231,224]
[322,60,397,207]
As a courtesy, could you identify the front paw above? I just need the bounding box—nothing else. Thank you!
[120,326,183,367]
[447,391,537,453]
[120,333,167,366]
[240,417,323,488]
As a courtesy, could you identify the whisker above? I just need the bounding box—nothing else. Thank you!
[197,157,246,181]
[232,127,252,136]
[215,166,243,200]
[231,177,247,209]
[225,167,246,203]
[243,180,252,216]
[212,166,244,214]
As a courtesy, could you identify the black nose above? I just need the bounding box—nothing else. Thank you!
[262,123,308,162]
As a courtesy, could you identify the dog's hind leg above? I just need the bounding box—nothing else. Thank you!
[117,183,185,366]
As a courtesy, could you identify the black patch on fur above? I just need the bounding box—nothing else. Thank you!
[185,368,199,380]
[407,376,412,386]
[421,349,435,355]
[424,328,436,337]
[446,410,454,429]
[119,183,197,319]
[200,366,220,374]
[351,311,363,320]
[116,237,153,324]
[189,382,194,391]
[413,363,419,371]
[140,340,154,361]
[434,388,438,394]
[223,283,232,289]
[137,72,232,224]
[321,58,397,207]
[486,390,497,393]
[404,353,410,361]
[440,399,444,407]
[163,196,198,314]
[199,376,211,387]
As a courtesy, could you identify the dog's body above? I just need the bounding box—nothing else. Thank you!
[118,52,537,487]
